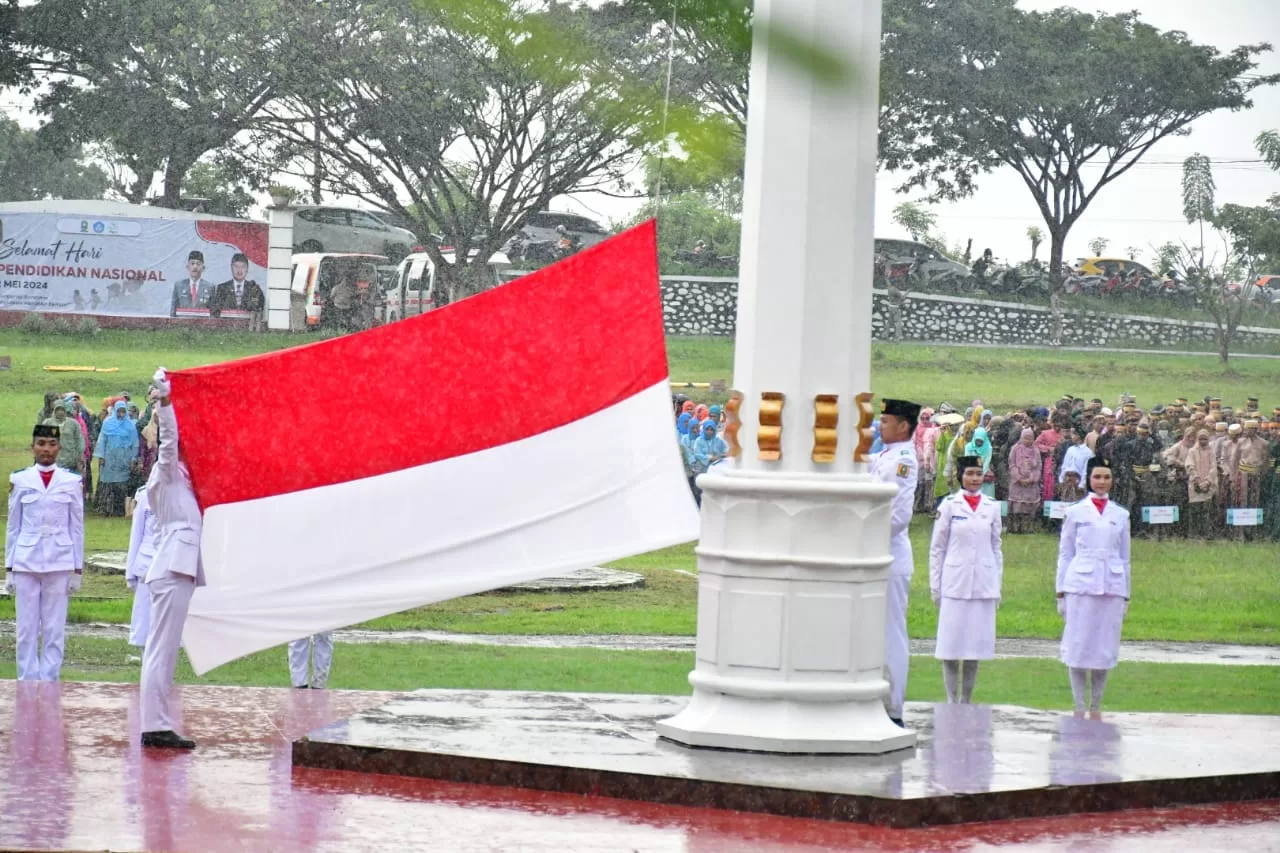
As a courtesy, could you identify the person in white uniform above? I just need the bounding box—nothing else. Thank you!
[125,483,157,651]
[288,633,335,689]
[5,424,85,681]
[929,455,1003,704]
[872,398,921,728]
[1056,456,1131,720]
[139,370,205,749]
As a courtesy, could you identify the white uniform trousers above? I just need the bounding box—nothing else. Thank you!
[883,574,911,718]
[140,572,196,733]
[14,571,72,681]
[128,583,152,648]
[288,633,334,688]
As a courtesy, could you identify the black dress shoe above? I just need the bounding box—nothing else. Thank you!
[141,730,196,749]
[889,717,905,729]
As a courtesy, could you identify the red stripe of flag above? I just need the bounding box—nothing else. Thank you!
[169,220,668,509]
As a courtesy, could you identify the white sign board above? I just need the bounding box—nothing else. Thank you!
[1142,506,1179,524]
[1042,501,1068,519]
[1226,508,1263,527]
[0,212,267,318]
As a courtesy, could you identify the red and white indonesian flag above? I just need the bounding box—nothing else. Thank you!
[171,222,699,675]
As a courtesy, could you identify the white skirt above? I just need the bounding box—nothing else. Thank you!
[935,597,997,660]
[1060,593,1126,670]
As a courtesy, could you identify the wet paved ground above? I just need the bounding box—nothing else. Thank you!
[295,689,1280,828]
[20,620,1280,666]
[2,680,1278,852]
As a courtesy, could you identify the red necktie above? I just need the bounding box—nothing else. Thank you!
[964,494,981,511]
[1092,497,1107,514]
[191,282,198,304]
[39,470,53,488]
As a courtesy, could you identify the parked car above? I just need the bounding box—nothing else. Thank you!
[292,206,418,262]
[290,252,388,331]
[874,238,969,282]
[1076,257,1153,278]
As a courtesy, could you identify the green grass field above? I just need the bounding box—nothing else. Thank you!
[7,517,1276,645]
[1,635,1275,715]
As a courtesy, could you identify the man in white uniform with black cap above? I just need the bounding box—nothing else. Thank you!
[139,368,205,749]
[871,398,921,728]
[6,424,85,680]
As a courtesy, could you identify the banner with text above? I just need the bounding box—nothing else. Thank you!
[0,212,267,318]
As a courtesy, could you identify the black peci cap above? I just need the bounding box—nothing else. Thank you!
[188,250,204,262]
[1086,456,1112,476]
[956,455,983,473]
[33,424,60,440]
[881,398,923,422]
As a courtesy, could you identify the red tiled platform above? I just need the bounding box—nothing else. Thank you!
[292,690,1280,828]
[0,680,1278,853]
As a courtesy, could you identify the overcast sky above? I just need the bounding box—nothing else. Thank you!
[564,0,1280,269]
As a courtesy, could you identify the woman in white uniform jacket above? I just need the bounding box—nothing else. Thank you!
[929,455,1003,703]
[1056,456,1130,720]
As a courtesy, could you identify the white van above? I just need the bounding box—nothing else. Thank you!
[382,249,512,323]
[290,252,389,330]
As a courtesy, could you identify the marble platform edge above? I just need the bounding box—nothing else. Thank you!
[290,738,1280,828]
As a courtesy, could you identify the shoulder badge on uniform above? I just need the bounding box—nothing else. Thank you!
[896,463,910,478]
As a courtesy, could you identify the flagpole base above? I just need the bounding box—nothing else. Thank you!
[657,469,916,754]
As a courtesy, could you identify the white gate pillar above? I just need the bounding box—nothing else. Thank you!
[267,206,295,331]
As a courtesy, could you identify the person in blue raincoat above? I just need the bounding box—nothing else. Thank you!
[93,400,139,516]
[691,420,728,473]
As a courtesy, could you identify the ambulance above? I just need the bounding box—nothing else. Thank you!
[382,248,512,323]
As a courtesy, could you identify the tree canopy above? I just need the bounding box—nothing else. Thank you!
[0,116,110,202]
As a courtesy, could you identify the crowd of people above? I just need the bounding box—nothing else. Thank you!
[34,390,157,518]
[907,395,1280,541]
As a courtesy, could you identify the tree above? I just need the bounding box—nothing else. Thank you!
[623,192,741,271]
[1125,246,1141,261]
[1152,242,1181,276]
[13,0,312,207]
[891,201,937,241]
[256,1,671,302]
[1089,237,1110,258]
[1212,131,1280,274]
[0,117,109,202]
[879,4,1279,343]
[1258,129,1280,170]
[1176,240,1258,364]
[180,160,258,218]
[1182,153,1216,260]
[1026,226,1043,261]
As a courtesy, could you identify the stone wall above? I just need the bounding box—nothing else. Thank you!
[659,276,1280,350]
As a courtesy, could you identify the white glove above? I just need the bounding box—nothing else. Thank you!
[930,588,941,607]
[126,576,138,591]
[68,572,83,593]
[152,367,171,397]
[1056,596,1066,617]
[3,571,13,595]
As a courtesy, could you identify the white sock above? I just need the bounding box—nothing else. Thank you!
[1069,667,1089,712]
[1090,669,1109,712]
[942,660,960,703]
[961,660,979,703]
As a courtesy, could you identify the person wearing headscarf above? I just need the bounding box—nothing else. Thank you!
[43,400,85,474]
[92,400,140,516]
[914,408,940,513]
[1033,419,1062,499]
[680,400,695,416]
[1184,429,1217,539]
[1162,427,1198,537]
[949,422,976,481]
[930,455,1002,704]
[693,404,709,423]
[1007,428,1042,533]
[965,427,994,497]
[691,420,728,473]
[1056,457,1130,721]
[1058,428,1093,504]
